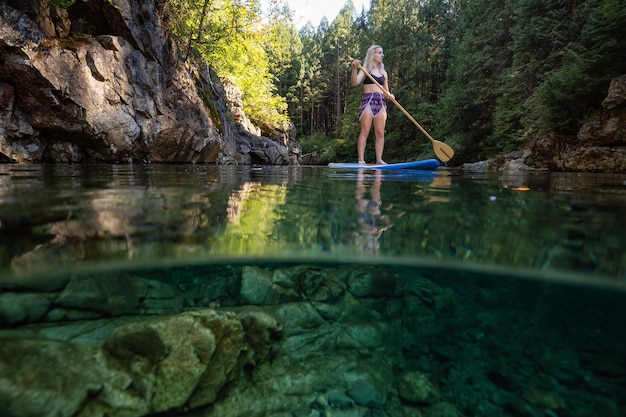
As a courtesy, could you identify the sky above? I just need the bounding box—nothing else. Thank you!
[287,0,370,29]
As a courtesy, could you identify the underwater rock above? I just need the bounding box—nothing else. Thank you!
[0,338,118,417]
[56,274,148,315]
[0,292,53,325]
[2,263,626,417]
[0,308,270,417]
[237,307,283,364]
[402,407,425,417]
[239,265,275,304]
[538,347,582,385]
[348,378,384,407]
[511,386,566,417]
[580,351,626,378]
[328,390,355,409]
[104,310,247,410]
[240,265,300,305]
[420,401,462,417]
[398,371,441,405]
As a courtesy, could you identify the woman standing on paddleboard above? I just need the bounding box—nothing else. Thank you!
[351,45,395,165]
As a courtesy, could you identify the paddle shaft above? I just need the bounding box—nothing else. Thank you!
[357,64,437,144]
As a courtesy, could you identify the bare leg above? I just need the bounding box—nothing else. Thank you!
[373,111,387,164]
[357,109,373,163]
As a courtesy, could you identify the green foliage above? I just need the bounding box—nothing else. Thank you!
[289,0,625,163]
[50,0,626,163]
[435,0,513,160]
[45,0,85,7]
[298,133,352,164]
[525,0,626,134]
[166,0,292,128]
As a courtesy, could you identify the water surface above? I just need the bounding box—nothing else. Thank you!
[1,164,626,417]
[1,164,624,284]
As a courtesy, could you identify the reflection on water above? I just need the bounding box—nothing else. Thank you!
[1,164,626,417]
[353,170,392,254]
[217,182,289,254]
[1,164,626,282]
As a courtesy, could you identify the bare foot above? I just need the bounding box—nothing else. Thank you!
[358,160,366,164]
[376,160,387,165]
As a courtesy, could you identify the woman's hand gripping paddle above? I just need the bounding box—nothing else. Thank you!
[357,64,454,162]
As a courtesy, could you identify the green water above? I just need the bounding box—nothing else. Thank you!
[1,164,625,417]
[1,164,625,281]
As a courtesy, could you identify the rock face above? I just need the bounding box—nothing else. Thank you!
[463,75,626,172]
[0,0,300,164]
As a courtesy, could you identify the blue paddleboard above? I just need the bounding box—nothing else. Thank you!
[328,159,440,171]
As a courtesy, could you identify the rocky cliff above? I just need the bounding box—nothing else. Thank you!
[0,0,300,164]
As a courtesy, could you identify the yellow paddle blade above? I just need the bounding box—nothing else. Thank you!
[432,140,454,162]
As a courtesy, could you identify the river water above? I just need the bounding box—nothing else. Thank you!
[1,163,625,416]
[1,163,625,282]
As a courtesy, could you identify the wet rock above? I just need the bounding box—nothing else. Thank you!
[56,274,146,315]
[431,344,460,362]
[237,307,282,364]
[323,409,364,417]
[398,372,441,405]
[240,266,299,305]
[486,369,519,392]
[293,407,321,417]
[348,378,384,407]
[346,268,396,298]
[2,263,625,417]
[0,308,269,416]
[0,338,140,417]
[103,310,247,410]
[0,292,53,325]
[328,390,355,409]
[403,278,456,313]
[239,266,275,304]
[274,302,326,336]
[538,348,582,385]
[421,401,462,417]
[297,268,345,302]
[511,387,566,417]
[476,288,501,307]
[510,395,541,417]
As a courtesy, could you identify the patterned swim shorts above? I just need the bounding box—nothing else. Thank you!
[359,92,386,119]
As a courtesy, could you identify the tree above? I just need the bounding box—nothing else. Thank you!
[435,0,512,160]
[526,0,626,133]
[166,0,292,129]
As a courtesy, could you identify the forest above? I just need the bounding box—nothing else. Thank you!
[52,0,626,164]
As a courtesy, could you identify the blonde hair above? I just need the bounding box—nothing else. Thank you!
[363,45,385,74]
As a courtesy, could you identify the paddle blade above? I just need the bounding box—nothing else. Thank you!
[433,140,455,162]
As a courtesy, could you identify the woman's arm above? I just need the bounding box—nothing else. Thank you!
[352,60,364,86]
[383,72,395,99]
